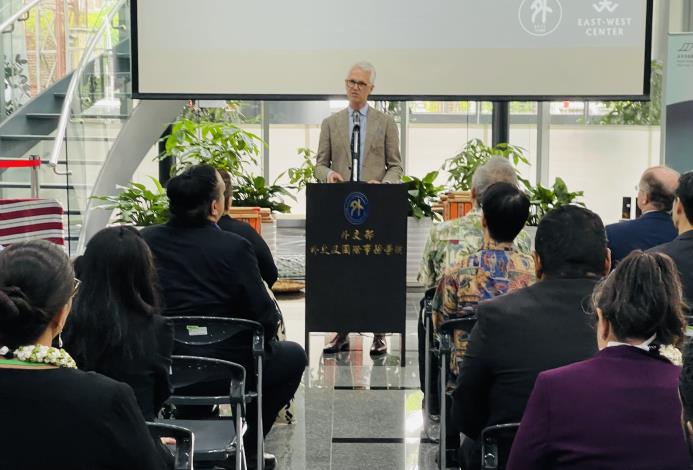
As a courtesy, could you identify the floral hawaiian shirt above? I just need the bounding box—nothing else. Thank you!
[417,209,533,289]
[431,242,536,374]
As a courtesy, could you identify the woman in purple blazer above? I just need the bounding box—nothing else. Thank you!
[508,251,691,470]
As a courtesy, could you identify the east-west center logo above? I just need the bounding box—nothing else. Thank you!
[519,0,563,37]
[593,1,619,13]
[344,192,369,226]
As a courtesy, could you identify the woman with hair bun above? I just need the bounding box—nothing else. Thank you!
[508,250,690,470]
[0,240,166,470]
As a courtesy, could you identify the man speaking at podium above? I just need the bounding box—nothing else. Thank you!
[316,61,403,355]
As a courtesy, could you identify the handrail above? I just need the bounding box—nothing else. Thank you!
[48,0,127,176]
[0,0,41,34]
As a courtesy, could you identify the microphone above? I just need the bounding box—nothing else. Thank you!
[351,111,360,182]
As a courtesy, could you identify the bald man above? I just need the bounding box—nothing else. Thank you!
[606,166,679,265]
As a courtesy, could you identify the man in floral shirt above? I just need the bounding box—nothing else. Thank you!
[432,182,536,375]
[417,157,532,290]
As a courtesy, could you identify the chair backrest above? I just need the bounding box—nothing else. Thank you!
[481,423,521,470]
[146,421,195,470]
[168,316,265,358]
[439,316,477,337]
[169,355,247,408]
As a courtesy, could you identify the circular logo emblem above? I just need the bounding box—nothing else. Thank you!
[518,0,563,37]
[344,192,369,226]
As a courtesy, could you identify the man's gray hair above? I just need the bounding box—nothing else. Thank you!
[348,61,376,84]
[471,156,519,203]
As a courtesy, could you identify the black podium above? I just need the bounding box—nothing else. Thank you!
[305,182,408,364]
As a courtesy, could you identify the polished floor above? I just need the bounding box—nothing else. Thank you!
[265,288,439,470]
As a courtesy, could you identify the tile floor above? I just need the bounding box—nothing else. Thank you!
[264,289,441,470]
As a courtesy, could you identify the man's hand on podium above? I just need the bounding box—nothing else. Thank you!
[327,171,344,183]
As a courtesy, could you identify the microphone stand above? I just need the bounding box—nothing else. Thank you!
[351,112,360,182]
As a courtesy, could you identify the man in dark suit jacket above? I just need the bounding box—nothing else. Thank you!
[217,169,278,287]
[650,171,693,316]
[141,165,306,467]
[453,206,610,469]
[606,166,679,265]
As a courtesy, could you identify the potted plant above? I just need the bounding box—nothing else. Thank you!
[91,177,169,227]
[401,171,444,284]
[287,147,318,192]
[523,177,585,227]
[442,138,530,192]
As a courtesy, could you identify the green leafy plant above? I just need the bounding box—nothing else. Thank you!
[233,173,296,214]
[162,117,262,176]
[523,177,584,226]
[92,177,169,226]
[597,61,662,126]
[287,147,318,192]
[402,171,444,220]
[443,139,530,191]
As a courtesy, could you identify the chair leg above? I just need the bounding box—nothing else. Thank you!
[424,313,432,419]
[440,351,447,469]
[236,404,244,470]
[257,357,264,470]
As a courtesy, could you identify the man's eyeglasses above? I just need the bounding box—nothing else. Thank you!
[72,278,81,298]
[345,79,369,90]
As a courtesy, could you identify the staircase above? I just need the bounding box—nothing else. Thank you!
[0,0,181,254]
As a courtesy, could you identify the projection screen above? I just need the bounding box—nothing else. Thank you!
[131,0,652,100]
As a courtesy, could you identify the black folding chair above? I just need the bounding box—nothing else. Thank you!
[422,287,438,422]
[481,423,521,470]
[168,316,265,469]
[162,355,249,469]
[437,314,478,469]
[146,421,195,470]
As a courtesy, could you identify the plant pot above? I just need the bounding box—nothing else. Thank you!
[261,217,277,255]
[407,216,433,286]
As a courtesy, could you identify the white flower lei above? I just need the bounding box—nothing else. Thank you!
[10,345,77,369]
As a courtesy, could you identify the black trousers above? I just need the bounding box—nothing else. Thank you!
[174,340,307,451]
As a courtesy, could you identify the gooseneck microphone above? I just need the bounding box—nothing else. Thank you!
[351,111,360,182]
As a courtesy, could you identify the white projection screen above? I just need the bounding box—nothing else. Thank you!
[131,0,652,100]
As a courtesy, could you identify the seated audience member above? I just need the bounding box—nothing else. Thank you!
[64,226,173,421]
[650,171,693,316]
[606,166,678,265]
[0,240,166,470]
[141,164,306,467]
[453,205,608,470]
[508,251,690,470]
[218,170,278,288]
[416,156,532,414]
[431,182,535,374]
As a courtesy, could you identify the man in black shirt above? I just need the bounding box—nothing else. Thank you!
[217,169,278,288]
[142,164,306,468]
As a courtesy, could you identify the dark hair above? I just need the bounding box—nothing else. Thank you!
[480,182,530,243]
[63,226,161,368]
[0,240,74,349]
[676,171,693,224]
[219,169,233,211]
[641,170,676,212]
[535,205,607,278]
[593,250,686,347]
[166,164,222,226]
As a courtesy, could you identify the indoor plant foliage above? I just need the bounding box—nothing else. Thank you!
[233,173,296,214]
[287,147,318,192]
[597,61,662,126]
[92,177,169,226]
[524,177,584,226]
[163,117,262,176]
[402,171,444,220]
[443,138,530,191]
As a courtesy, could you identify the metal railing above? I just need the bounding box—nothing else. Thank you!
[47,0,127,176]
